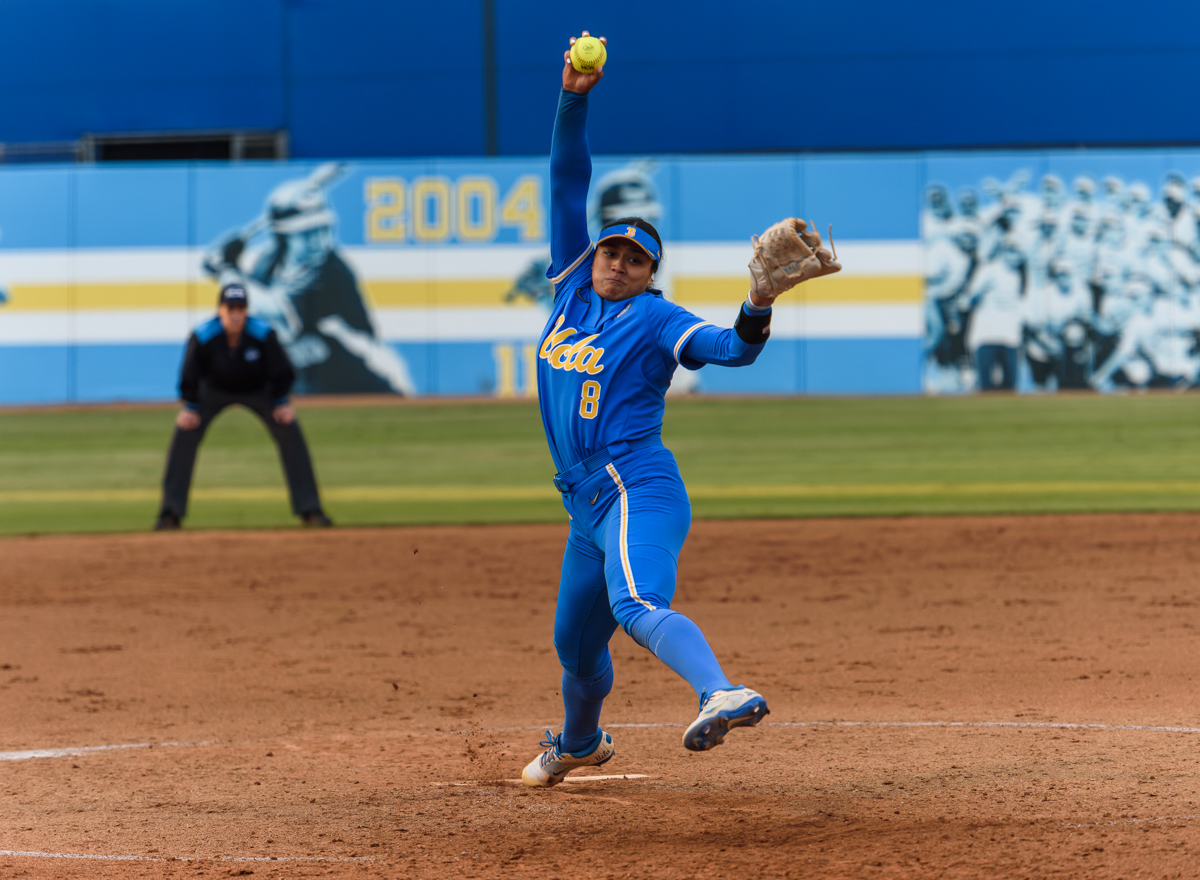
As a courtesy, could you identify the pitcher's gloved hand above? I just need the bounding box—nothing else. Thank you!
[748,217,841,303]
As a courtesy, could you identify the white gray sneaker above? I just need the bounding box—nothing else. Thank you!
[682,687,769,751]
[521,729,615,788]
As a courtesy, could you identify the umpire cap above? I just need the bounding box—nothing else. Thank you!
[219,283,249,307]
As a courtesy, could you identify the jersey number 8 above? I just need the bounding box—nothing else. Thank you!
[579,380,601,419]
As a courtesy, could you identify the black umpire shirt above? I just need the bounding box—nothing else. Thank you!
[179,316,294,408]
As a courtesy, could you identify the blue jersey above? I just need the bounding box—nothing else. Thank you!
[537,89,770,475]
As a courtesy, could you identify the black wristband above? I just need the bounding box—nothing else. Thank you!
[733,304,772,344]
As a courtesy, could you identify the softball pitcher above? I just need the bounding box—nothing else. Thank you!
[521,33,841,787]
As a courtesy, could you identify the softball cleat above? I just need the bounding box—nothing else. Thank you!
[521,729,615,788]
[683,686,769,752]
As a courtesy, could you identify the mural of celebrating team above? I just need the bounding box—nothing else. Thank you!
[521,32,841,787]
[924,168,1200,393]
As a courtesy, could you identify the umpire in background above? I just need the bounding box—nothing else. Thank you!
[154,283,332,530]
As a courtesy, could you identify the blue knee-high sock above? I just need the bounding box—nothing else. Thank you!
[560,663,613,754]
[628,609,733,700]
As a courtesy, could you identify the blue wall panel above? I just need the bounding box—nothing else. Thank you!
[0,347,70,404]
[0,169,71,248]
[287,0,485,157]
[674,159,801,243]
[2,1,1199,159]
[805,340,922,395]
[492,0,1200,156]
[75,166,191,248]
[0,0,283,142]
[394,343,509,397]
[805,157,922,241]
[73,344,182,402]
[692,341,802,396]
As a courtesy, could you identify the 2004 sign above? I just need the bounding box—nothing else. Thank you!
[364,175,544,244]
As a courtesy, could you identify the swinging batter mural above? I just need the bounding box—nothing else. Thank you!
[204,163,416,396]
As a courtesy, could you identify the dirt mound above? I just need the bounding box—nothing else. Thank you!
[2,514,1198,877]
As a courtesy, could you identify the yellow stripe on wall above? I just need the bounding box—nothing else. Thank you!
[672,274,922,305]
[4,282,220,311]
[0,274,922,311]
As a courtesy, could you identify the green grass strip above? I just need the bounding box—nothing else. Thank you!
[0,394,1199,535]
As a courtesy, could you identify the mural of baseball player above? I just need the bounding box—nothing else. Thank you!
[1091,284,1200,390]
[204,163,415,396]
[965,241,1025,390]
[923,166,1200,393]
[923,225,978,393]
[1025,259,1093,390]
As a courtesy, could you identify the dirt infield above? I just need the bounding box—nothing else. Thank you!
[2,514,1199,878]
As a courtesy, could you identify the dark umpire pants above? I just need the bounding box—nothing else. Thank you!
[160,388,322,519]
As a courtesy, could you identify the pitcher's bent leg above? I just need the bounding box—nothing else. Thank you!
[601,462,734,699]
[610,542,734,700]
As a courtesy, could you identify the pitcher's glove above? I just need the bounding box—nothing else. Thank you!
[748,218,841,302]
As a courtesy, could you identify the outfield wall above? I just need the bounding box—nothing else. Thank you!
[0,155,921,404]
[2,147,1198,403]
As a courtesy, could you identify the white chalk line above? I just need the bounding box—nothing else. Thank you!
[0,850,377,863]
[16,721,1193,766]
[772,720,1200,734]
[459,720,1200,736]
[0,740,214,762]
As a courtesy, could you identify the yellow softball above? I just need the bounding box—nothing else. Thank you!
[570,36,606,73]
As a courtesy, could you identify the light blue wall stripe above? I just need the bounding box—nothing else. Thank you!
[0,340,921,404]
[0,147,1196,250]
